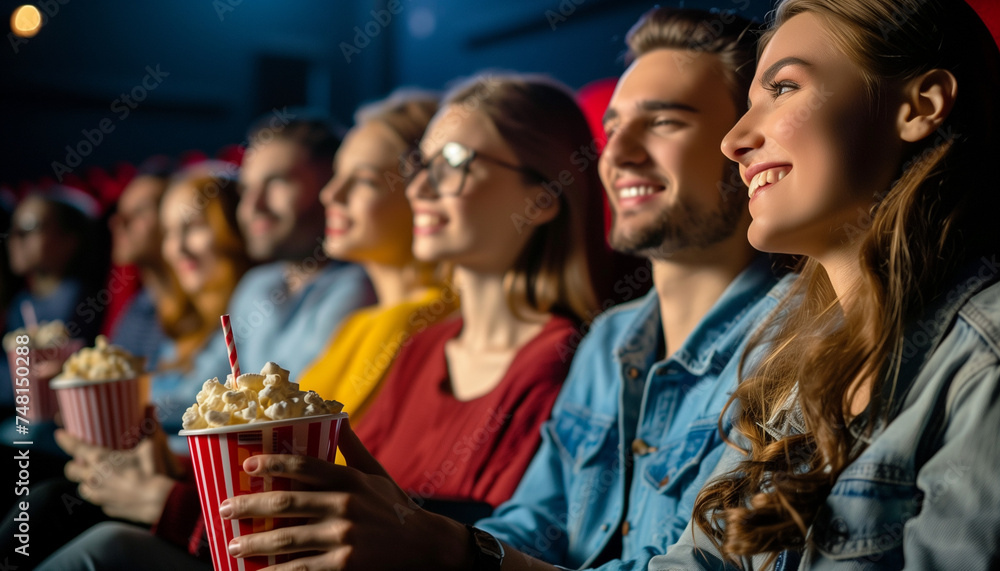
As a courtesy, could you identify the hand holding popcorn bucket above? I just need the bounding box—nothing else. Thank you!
[180,315,347,571]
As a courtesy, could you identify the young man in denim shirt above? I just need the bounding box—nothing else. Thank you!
[469,7,788,570]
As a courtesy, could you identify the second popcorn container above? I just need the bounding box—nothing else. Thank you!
[179,361,347,571]
[3,321,85,423]
[50,336,148,449]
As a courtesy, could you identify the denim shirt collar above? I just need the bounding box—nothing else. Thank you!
[886,254,1000,414]
[614,255,782,377]
[762,254,1000,441]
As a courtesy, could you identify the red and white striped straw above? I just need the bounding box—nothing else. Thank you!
[220,314,240,380]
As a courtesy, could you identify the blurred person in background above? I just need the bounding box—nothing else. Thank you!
[3,188,109,339]
[0,189,22,332]
[148,168,253,437]
[106,156,176,366]
[0,187,111,480]
[297,89,459,422]
[1,187,110,402]
[227,115,376,377]
[0,169,253,569]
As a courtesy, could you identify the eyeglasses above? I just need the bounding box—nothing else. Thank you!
[414,141,544,196]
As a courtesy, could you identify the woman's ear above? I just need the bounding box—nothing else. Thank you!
[896,69,958,143]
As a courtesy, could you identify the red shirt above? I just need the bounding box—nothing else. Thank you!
[356,315,579,507]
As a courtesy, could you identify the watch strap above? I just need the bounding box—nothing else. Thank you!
[466,524,504,570]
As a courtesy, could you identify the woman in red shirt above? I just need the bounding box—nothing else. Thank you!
[355,73,606,509]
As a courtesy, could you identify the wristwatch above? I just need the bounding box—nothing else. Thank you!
[466,524,504,570]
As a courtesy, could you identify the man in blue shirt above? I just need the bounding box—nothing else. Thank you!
[226,115,375,376]
[217,7,791,571]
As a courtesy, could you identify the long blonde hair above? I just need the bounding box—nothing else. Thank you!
[694,0,1000,564]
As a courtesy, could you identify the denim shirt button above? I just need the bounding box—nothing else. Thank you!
[622,521,631,536]
[600,524,609,531]
[626,367,640,379]
[631,438,657,456]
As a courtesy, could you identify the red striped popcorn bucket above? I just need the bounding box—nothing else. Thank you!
[7,339,85,422]
[180,413,348,571]
[50,374,148,450]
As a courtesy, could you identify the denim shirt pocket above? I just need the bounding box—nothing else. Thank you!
[812,461,920,567]
[550,402,617,471]
[642,416,720,495]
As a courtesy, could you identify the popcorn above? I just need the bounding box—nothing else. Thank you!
[181,361,343,430]
[2,320,71,352]
[54,335,144,381]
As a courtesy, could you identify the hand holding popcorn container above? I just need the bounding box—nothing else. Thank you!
[50,336,148,450]
[3,321,85,422]
[180,361,347,571]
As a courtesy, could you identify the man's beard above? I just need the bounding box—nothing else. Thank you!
[609,184,746,260]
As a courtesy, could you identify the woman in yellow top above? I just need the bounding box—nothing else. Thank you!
[298,89,458,423]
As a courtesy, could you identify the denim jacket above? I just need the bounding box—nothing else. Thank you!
[477,256,789,570]
[650,255,1000,570]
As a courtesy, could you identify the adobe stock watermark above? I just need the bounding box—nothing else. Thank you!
[520,445,631,560]
[176,106,296,223]
[393,406,511,523]
[212,0,244,21]
[878,0,930,41]
[551,261,654,364]
[347,281,459,399]
[775,84,834,139]
[718,163,748,203]
[51,65,170,182]
[899,253,999,363]
[672,1,754,71]
[229,236,331,338]
[340,0,407,63]
[546,0,585,31]
[510,136,600,234]
[839,125,960,244]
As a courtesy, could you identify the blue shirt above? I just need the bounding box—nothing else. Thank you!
[225,260,375,380]
[477,256,789,570]
[651,255,1000,570]
[110,288,166,368]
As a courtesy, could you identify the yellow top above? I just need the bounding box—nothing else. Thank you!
[298,286,458,425]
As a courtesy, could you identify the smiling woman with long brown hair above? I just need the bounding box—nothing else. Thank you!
[650,0,1000,569]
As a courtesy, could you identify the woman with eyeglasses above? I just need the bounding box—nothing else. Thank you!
[348,73,605,511]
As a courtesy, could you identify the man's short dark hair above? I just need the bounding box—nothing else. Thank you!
[245,110,344,166]
[626,7,759,115]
